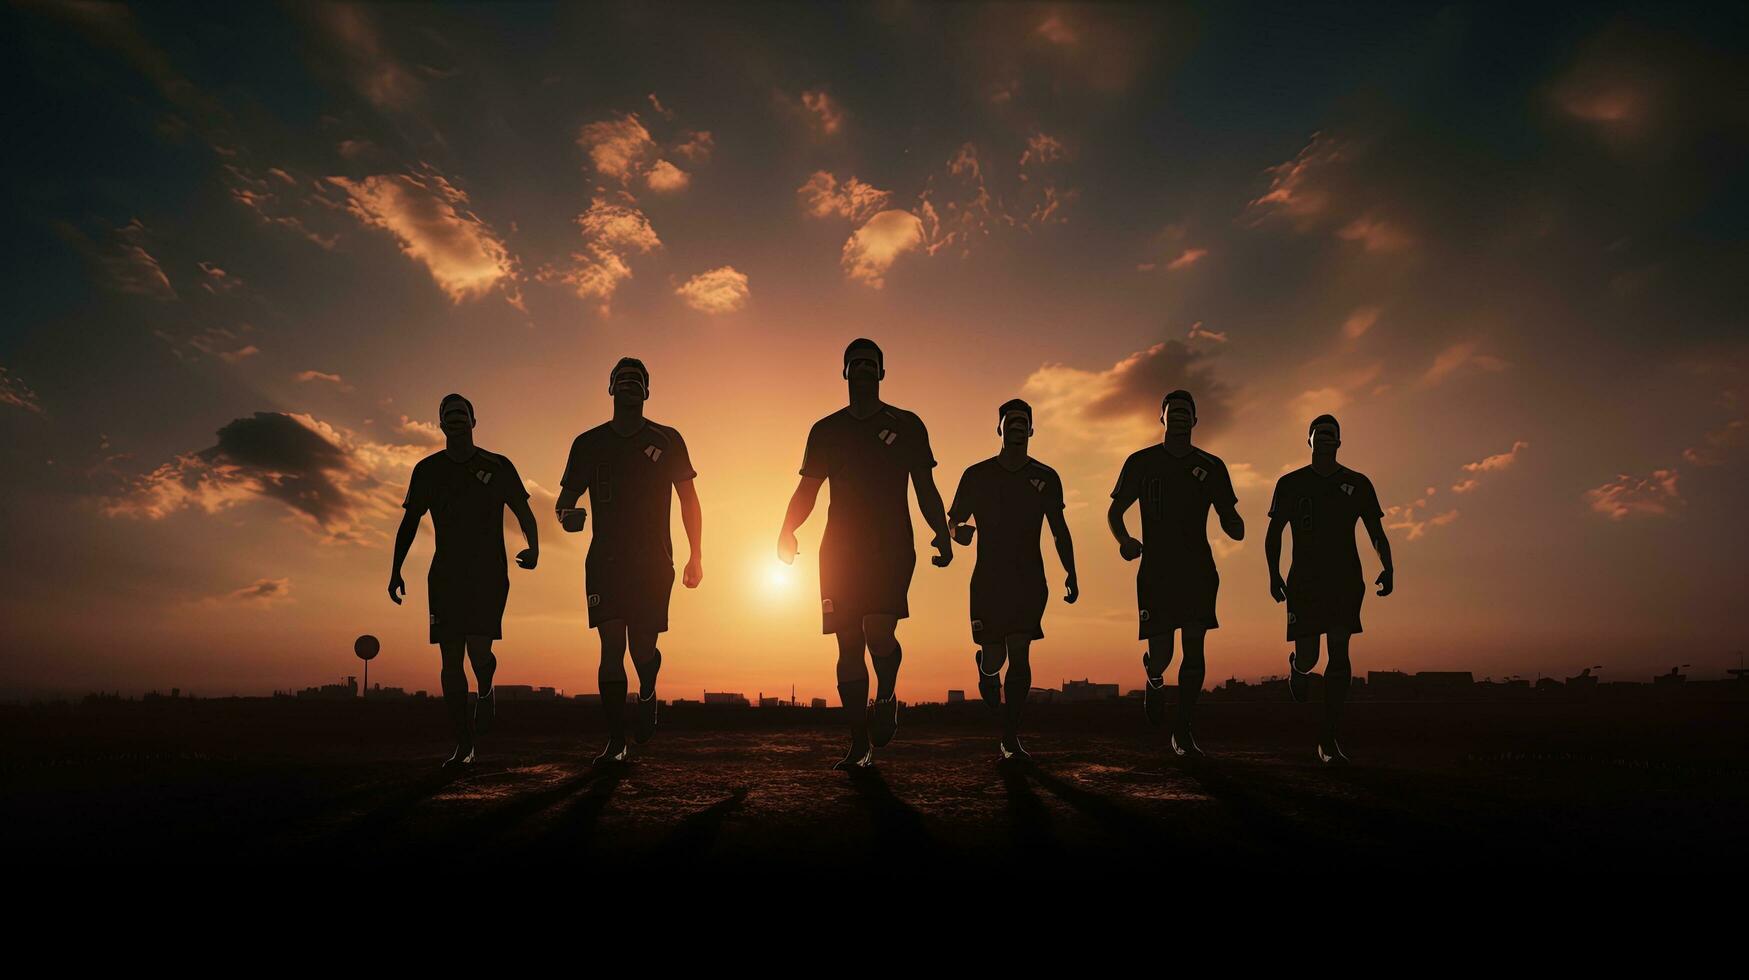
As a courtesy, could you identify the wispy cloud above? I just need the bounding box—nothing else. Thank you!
[798,171,893,225]
[675,266,750,314]
[1464,440,1530,474]
[213,577,293,607]
[545,199,662,314]
[295,370,353,391]
[1422,341,1507,386]
[800,89,844,136]
[0,365,44,415]
[842,210,923,288]
[327,167,519,305]
[1585,469,1681,521]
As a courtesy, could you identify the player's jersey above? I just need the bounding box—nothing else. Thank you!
[800,404,935,559]
[1110,443,1237,563]
[949,455,1065,577]
[404,448,530,574]
[561,419,696,566]
[1268,464,1382,578]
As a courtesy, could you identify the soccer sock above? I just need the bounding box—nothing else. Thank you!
[1323,659,1352,740]
[471,648,497,696]
[1002,660,1031,743]
[872,642,902,702]
[440,664,471,748]
[634,649,662,700]
[1178,661,1205,735]
[599,665,628,741]
[838,678,870,744]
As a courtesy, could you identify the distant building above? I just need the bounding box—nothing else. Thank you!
[946,690,965,703]
[758,696,782,708]
[1414,671,1475,696]
[1653,667,1687,688]
[811,697,828,709]
[497,685,560,701]
[297,676,358,700]
[367,683,411,700]
[704,692,750,707]
[1366,671,1414,699]
[1060,679,1120,702]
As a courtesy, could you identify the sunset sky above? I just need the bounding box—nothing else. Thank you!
[2,1,1745,702]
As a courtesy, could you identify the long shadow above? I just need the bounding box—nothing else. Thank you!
[455,765,619,850]
[846,766,936,864]
[1001,764,1058,853]
[1028,765,1161,848]
[334,767,467,853]
[549,765,625,851]
[1173,758,1321,857]
[658,787,751,864]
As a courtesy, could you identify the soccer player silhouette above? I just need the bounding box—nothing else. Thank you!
[948,399,1078,764]
[389,394,538,769]
[1108,389,1243,759]
[556,358,704,766]
[1265,414,1393,764]
[778,339,953,770]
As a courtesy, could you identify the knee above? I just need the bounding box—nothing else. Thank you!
[628,630,659,664]
[1293,639,1321,671]
[1147,636,1175,670]
[864,623,897,655]
[1004,637,1031,668]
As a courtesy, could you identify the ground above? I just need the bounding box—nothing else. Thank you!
[5,699,1745,872]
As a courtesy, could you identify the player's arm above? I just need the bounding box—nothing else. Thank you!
[1214,497,1245,542]
[947,473,975,545]
[677,478,704,588]
[507,492,540,569]
[389,497,424,605]
[1361,512,1394,597]
[778,475,823,565]
[912,461,952,567]
[1046,506,1079,603]
[1107,493,1142,561]
[1264,513,1289,602]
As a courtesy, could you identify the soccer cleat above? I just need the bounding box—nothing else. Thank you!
[870,697,899,747]
[1142,651,1168,728]
[1170,730,1206,760]
[832,741,874,771]
[1288,651,1311,704]
[999,737,1031,765]
[592,737,629,767]
[442,744,475,770]
[975,651,1002,709]
[632,692,659,745]
[474,685,496,736]
[1317,738,1350,766]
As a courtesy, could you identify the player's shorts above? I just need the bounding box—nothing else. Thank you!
[427,562,508,644]
[1284,570,1364,641]
[585,553,676,632]
[1135,553,1219,639]
[818,540,915,635]
[969,564,1047,644]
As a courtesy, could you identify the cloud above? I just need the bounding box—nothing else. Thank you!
[1450,479,1480,494]
[578,113,657,181]
[1384,486,1459,540]
[165,324,261,364]
[675,266,750,314]
[798,171,893,224]
[104,411,421,545]
[674,131,714,164]
[1026,339,1233,437]
[1186,321,1227,344]
[296,370,352,391]
[197,261,243,295]
[1336,215,1414,253]
[1247,132,1346,225]
[217,577,293,607]
[1,365,44,415]
[395,415,443,443]
[1464,440,1530,473]
[1422,341,1507,386]
[327,168,518,304]
[841,210,925,288]
[1585,469,1681,520]
[97,219,176,299]
[317,4,422,113]
[546,199,662,313]
[1247,134,1416,253]
[1342,306,1381,341]
[1019,132,1067,170]
[1166,247,1207,271]
[918,143,1007,257]
[644,159,690,193]
[800,90,844,136]
[1682,418,1747,467]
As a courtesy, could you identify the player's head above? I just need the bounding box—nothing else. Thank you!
[843,338,884,382]
[609,357,650,406]
[998,398,1033,444]
[1308,413,1341,452]
[438,393,475,433]
[1161,389,1197,434]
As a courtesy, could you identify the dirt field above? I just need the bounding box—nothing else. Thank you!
[6,698,1745,872]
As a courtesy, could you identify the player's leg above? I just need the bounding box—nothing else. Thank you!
[833,622,872,769]
[628,625,661,745]
[1001,634,1032,761]
[1320,631,1353,763]
[438,637,474,767]
[865,613,902,747]
[1173,628,1208,758]
[1143,630,1176,728]
[976,641,1005,709]
[464,635,498,736]
[595,621,630,763]
[1288,635,1321,704]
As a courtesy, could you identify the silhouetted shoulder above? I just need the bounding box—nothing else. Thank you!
[1025,458,1062,482]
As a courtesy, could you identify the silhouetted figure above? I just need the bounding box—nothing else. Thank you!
[1108,390,1242,759]
[948,399,1078,764]
[389,394,538,769]
[556,358,704,766]
[1265,414,1393,765]
[778,339,953,770]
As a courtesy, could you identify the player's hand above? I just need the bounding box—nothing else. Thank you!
[683,555,704,589]
[1064,572,1079,604]
[777,529,799,565]
[516,547,538,570]
[1269,574,1287,603]
[1118,536,1142,561]
[930,530,952,567]
[388,570,406,605]
[952,521,975,546]
[1375,567,1393,597]
[558,507,588,533]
